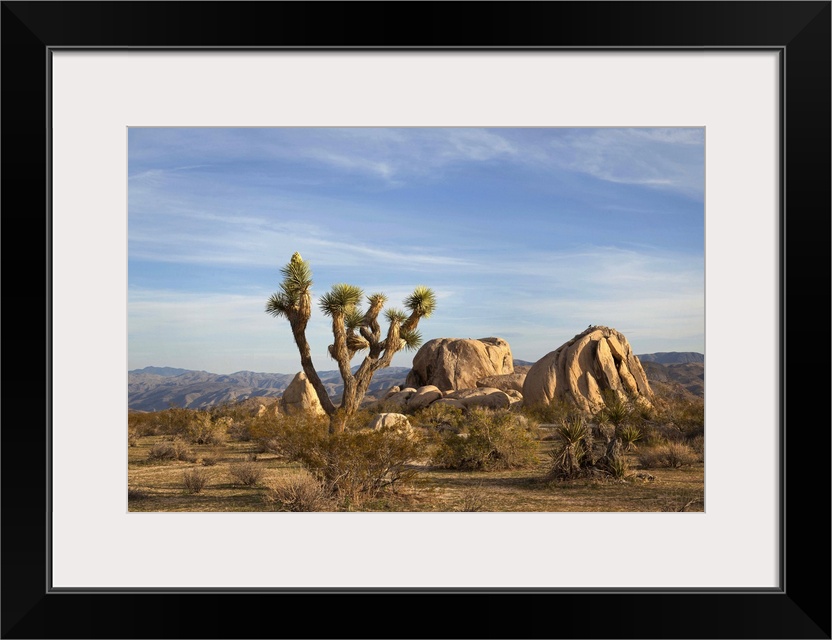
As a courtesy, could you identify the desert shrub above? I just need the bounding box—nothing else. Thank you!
[228,419,253,442]
[128,411,159,437]
[296,425,425,505]
[637,441,698,469]
[263,472,332,512]
[209,401,259,424]
[201,448,224,466]
[654,396,705,439]
[257,414,329,460]
[413,403,465,431]
[343,408,382,430]
[183,412,228,445]
[690,434,705,461]
[522,398,585,427]
[182,468,210,494]
[228,461,265,486]
[147,436,194,461]
[430,408,538,471]
[155,407,196,436]
[128,428,140,447]
[245,412,284,442]
[458,483,487,512]
[631,399,656,424]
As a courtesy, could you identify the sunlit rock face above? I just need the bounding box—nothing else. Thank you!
[523,326,653,414]
[280,371,326,417]
[405,337,514,391]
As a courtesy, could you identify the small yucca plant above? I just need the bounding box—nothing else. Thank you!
[617,425,643,451]
[598,391,632,428]
[547,416,591,480]
[606,454,629,479]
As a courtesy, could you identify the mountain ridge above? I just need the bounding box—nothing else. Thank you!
[129,352,703,411]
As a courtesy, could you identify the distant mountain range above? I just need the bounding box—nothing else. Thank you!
[128,352,704,411]
[128,365,412,412]
[637,351,704,365]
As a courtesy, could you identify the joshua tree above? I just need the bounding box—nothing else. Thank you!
[266,252,436,434]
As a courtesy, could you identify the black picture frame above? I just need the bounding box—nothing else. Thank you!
[2,2,829,638]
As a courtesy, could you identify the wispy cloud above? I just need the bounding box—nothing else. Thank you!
[545,128,705,197]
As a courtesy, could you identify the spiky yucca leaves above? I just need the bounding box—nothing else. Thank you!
[383,308,406,324]
[597,390,632,428]
[399,328,423,352]
[344,307,364,331]
[547,415,592,480]
[402,286,437,331]
[343,307,370,354]
[319,283,364,316]
[617,425,643,451]
[365,292,388,313]
[265,252,313,320]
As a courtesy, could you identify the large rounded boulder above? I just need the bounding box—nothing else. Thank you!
[280,371,326,417]
[523,326,653,414]
[405,337,514,391]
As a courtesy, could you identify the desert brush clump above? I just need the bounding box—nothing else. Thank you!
[429,407,538,471]
[295,425,425,506]
[637,441,699,469]
[652,394,704,440]
[252,413,329,459]
[182,468,211,494]
[128,411,160,437]
[413,402,465,432]
[263,472,333,512]
[185,413,229,445]
[144,406,230,444]
[147,436,195,462]
[521,397,586,427]
[228,461,265,486]
[246,409,423,506]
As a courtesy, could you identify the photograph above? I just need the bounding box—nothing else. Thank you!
[2,0,828,637]
[127,126,706,513]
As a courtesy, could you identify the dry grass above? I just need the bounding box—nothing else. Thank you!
[129,434,704,512]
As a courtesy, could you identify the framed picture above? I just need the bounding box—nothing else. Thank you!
[3,2,829,638]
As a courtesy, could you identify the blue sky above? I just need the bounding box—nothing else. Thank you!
[128,127,704,375]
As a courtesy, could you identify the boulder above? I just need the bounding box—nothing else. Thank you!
[408,385,443,410]
[446,387,512,410]
[382,386,401,400]
[367,413,413,435]
[476,372,527,393]
[523,326,654,414]
[280,371,326,417]
[384,388,417,409]
[432,398,467,411]
[405,337,514,390]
